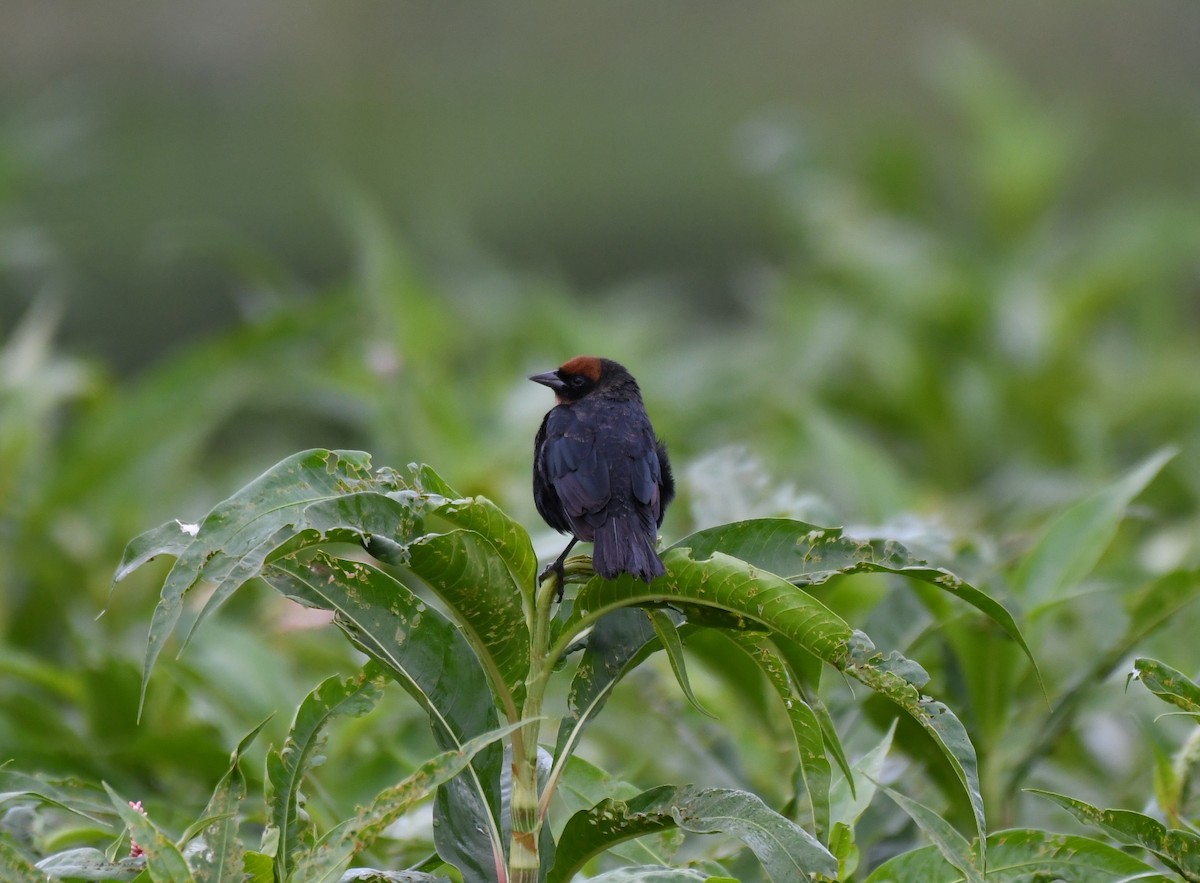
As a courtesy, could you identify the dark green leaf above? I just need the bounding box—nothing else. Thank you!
[646,609,716,719]
[407,528,530,714]
[548,785,837,883]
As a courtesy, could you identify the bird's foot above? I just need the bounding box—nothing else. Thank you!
[539,560,567,602]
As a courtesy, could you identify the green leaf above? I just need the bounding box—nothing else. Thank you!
[549,786,838,883]
[428,490,539,595]
[553,756,673,868]
[879,785,983,883]
[1131,657,1200,714]
[1014,447,1176,609]
[646,609,716,719]
[726,633,831,840]
[290,721,526,883]
[34,846,145,881]
[866,827,1174,882]
[261,554,504,883]
[674,517,1041,688]
[104,784,195,883]
[581,869,711,882]
[1030,788,1200,880]
[407,528,530,715]
[192,718,270,883]
[115,448,412,715]
[263,665,387,882]
[564,548,987,848]
[828,721,896,880]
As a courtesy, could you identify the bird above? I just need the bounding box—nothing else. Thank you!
[530,355,675,596]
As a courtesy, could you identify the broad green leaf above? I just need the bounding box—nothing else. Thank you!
[112,519,198,584]
[1030,788,1200,880]
[407,528,530,715]
[674,517,1041,687]
[104,784,195,883]
[866,827,1173,882]
[243,852,274,883]
[291,721,525,883]
[553,756,673,868]
[116,448,411,714]
[263,666,386,882]
[193,718,270,883]
[261,554,503,883]
[879,786,983,883]
[564,548,986,848]
[548,785,837,883]
[1131,657,1200,714]
[429,492,539,595]
[1015,447,1176,609]
[34,846,144,881]
[727,633,831,840]
[647,609,716,719]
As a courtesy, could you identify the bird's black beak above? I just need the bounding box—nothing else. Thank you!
[529,370,566,392]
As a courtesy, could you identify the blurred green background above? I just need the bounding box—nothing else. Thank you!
[2,0,1200,871]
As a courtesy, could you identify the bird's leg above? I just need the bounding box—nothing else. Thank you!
[539,537,578,602]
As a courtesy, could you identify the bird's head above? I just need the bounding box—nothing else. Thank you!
[529,355,635,404]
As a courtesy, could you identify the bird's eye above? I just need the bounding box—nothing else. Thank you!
[569,375,587,388]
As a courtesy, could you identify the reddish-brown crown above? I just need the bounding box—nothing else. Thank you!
[559,355,603,381]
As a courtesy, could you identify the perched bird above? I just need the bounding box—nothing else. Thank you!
[530,356,675,593]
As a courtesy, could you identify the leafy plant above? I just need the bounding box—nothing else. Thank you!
[40,446,1050,881]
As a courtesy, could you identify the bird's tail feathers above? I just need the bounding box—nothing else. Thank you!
[592,513,665,582]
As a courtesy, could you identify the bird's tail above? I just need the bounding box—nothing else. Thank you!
[592,513,665,582]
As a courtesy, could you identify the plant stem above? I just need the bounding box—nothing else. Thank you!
[508,570,560,883]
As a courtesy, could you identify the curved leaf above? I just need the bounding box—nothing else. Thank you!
[194,718,270,883]
[583,869,711,883]
[407,528,531,714]
[292,722,526,883]
[261,553,504,883]
[1131,657,1200,714]
[866,827,1175,883]
[562,547,986,847]
[548,785,837,883]
[263,666,387,881]
[647,609,716,719]
[1029,788,1200,880]
[35,847,144,881]
[879,785,984,883]
[674,518,1040,686]
[430,493,539,595]
[115,448,412,714]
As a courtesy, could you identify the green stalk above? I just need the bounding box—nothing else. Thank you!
[508,570,560,883]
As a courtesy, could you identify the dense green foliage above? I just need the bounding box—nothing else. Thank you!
[2,47,1200,881]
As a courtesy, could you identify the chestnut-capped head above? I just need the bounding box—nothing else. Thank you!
[529,355,636,404]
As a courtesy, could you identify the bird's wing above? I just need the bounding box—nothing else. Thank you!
[541,408,611,521]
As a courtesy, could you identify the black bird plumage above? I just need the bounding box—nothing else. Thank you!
[531,356,675,591]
